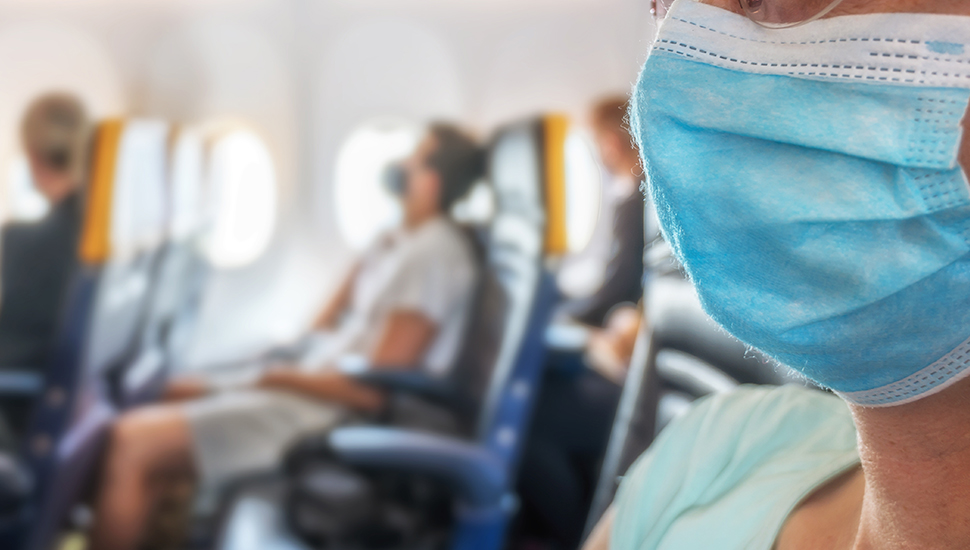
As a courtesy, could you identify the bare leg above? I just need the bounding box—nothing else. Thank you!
[91,404,195,550]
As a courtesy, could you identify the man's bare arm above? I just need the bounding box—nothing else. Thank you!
[369,310,438,370]
[258,309,438,411]
[312,261,361,331]
[259,369,385,412]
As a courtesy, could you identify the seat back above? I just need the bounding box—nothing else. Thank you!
[426,116,568,449]
[471,114,568,477]
[22,118,169,550]
[120,127,211,407]
[411,223,495,432]
[444,261,506,431]
[409,115,568,550]
[583,274,804,537]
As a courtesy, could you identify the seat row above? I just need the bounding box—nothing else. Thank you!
[3,113,797,550]
[0,119,215,550]
[0,113,574,550]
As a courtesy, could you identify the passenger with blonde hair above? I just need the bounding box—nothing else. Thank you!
[0,93,89,434]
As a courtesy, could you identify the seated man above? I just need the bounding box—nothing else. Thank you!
[587,1,970,550]
[92,123,485,550]
[0,93,89,433]
[558,96,647,328]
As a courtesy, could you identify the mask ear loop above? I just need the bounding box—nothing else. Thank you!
[737,0,847,29]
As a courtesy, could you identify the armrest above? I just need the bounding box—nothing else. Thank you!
[544,323,590,352]
[313,426,507,508]
[0,453,30,513]
[0,370,43,396]
[654,349,738,397]
[352,371,457,408]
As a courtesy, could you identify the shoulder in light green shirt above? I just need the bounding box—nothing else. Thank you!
[610,385,859,550]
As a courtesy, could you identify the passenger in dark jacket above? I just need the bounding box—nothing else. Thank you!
[561,97,645,328]
[0,93,89,432]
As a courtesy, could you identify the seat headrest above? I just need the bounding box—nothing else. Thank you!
[487,114,571,258]
[80,119,170,264]
[168,127,208,241]
[540,114,569,257]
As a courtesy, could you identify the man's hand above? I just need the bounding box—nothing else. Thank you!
[163,376,211,402]
[586,306,642,384]
[257,368,385,413]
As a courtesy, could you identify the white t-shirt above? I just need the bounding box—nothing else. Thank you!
[305,216,478,377]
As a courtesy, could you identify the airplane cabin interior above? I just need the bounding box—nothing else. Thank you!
[1,0,966,550]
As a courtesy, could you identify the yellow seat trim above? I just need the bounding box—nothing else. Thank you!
[543,114,569,255]
[79,119,123,264]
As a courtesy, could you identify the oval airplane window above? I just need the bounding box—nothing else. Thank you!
[334,120,421,250]
[202,129,278,269]
[2,154,49,223]
[564,129,601,253]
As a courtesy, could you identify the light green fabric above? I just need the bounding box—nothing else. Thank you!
[610,385,859,550]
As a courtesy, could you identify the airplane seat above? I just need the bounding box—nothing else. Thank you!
[310,148,547,438]
[648,276,794,387]
[364,268,499,438]
[120,127,211,408]
[348,221,494,438]
[442,260,507,433]
[214,115,570,550]
[177,221,492,548]
[11,119,170,550]
[582,274,808,540]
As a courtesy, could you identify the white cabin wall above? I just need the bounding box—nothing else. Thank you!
[141,10,312,365]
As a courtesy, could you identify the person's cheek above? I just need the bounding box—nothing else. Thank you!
[412,172,436,208]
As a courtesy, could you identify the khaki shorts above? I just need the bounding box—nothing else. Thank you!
[183,388,346,487]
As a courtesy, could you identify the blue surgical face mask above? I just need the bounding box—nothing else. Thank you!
[632,0,970,406]
[382,162,409,198]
